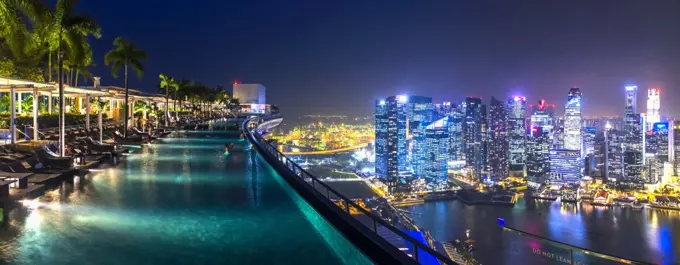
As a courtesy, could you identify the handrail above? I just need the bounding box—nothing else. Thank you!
[244,117,459,265]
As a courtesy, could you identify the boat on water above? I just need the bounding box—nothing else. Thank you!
[631,201,645,210]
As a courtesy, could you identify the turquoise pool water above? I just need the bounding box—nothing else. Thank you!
[0,132,372,265]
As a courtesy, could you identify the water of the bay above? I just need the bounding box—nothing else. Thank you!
[405,197,679,265]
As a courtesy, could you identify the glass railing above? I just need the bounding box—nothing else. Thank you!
[245,117,460,265]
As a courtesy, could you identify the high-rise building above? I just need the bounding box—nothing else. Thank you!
[374,95,408,192]
[488,97,508,179]
[408,96,434,178]
[674,124,680,175]
[652,121,674,183]
[375,99,388,179]
[447,102,465,162]
[530,99,555,135]
[549,149,582,182]
[604,126,624,182]
[481,104,489,177]
[622,85,644,183]
[463,97,485,179]
[623,151,643,183]
[424,117,450,182]
[564,88,582,152]
[646,88,661,129]
[583,127,597,156]
[527,126,550,184]
[507,96,527,172]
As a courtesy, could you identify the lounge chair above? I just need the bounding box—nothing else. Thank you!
[34,145,73,170]
[83,137,116,153]
[114,131,146,144]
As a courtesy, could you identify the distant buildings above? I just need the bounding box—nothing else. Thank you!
[233,83,268,113]
[409,96,435,178]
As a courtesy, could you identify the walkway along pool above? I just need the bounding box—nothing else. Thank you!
[0,131,372,265]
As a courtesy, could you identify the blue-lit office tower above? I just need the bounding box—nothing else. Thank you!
[549,149,582,182]
[530,100,555,135]
[622,85,644,182]
[488,97,508,180]
[564,88,583,152]
[651,122,674,183]
[464,97,484,179]
[424,117,450,182]
[447,102,465,162]
[408,96,434,178]
[507,96,527,173]
[374,95,408,190]
[481,104,489,177]
[583,127,596,156]
[375,99,388,179]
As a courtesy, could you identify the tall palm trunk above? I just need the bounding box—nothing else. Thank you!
[48,51,52,83]
[58,32,65,157]
[75,69,79,87]
[123,63,129,138]
[165,88,169,126]
[173,89,177,121]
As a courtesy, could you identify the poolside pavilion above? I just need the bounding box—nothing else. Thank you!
[0,76,180,155]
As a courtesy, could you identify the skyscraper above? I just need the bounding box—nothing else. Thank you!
[375,99,388,179]
[464,97,484,179]
[652,121,674,183]
[424,117,450,183]
[622,85,644,183]
[374,95,408,192]
[507,96,527,173]
[646,88,660,129]
[527,126,550,184]
[488,97,508,179]
[564,88,582,152]
[604,125,624,181]
[447,102,465,162]
[408,96,434,178]
[530,99,555,135]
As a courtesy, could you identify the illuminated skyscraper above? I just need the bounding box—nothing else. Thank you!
[488,97,508,179]
[374,95,408,192]
[507,96,527,172]
[527,126,550,183]
[653,121,674,183]
[424,117,450,182]
[447,102,465,161]
[622,85,644,183]
[564,88,582,152]
[604,125,624,181]
[463,97,484,179]
[408,96,434,178]
[647,88,660,129]
[530,100,555,134]
[375,99,388,179]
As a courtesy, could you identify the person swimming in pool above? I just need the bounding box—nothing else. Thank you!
[224,144,231,154]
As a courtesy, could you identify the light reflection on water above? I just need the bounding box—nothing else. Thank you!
[406,197,680,265]
[0,132,362,265]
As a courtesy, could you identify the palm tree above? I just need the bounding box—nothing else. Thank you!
[158,73,177,126]
[105,37,146,138]
[93,97,109,142]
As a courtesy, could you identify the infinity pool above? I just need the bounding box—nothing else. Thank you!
[0,132,372,265]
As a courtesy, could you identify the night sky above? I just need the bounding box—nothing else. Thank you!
[76,0,680,118]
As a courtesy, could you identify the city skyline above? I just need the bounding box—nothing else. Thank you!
[69,1,679,118]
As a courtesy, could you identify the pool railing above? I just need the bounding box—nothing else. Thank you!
[244,117,460,265]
